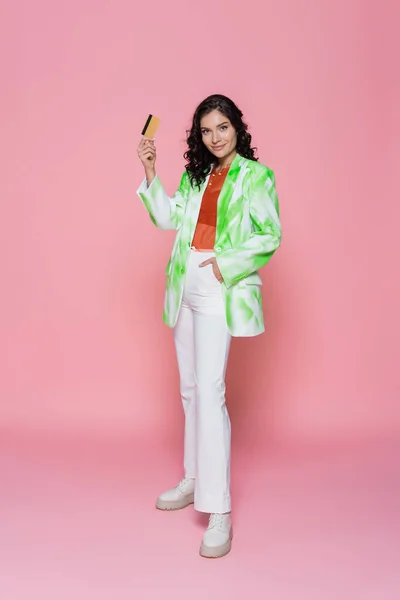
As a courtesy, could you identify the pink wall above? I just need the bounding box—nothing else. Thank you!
[1,0,399,444]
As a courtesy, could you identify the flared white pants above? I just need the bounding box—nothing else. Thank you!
[173,249,232,514]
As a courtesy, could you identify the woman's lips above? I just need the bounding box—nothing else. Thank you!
[212,145,226,151]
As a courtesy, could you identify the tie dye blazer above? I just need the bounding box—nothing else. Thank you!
[137,152,281,337]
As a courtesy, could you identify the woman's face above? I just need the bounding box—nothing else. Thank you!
[200,110,237,162]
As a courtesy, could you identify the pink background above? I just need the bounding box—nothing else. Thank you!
[1,1,399,598]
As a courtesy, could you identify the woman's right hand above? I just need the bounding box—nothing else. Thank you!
[137,137,156,171]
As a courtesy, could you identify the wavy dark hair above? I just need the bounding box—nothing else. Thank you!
[184,94,258,189]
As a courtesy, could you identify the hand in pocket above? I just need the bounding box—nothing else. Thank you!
[199,257,224,283]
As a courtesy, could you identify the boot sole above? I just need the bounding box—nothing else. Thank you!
[156,492,194,511]
[199,528,233,559]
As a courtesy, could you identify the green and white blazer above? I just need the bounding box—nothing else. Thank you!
[137,153,282,337]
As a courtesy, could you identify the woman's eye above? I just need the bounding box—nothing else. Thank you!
[201,130,209,135]
[220,126,227,131]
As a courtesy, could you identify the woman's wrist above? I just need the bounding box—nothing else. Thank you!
[145,167,156,186]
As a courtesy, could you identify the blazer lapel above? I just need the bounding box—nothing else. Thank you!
[216,153,242,239]
[188,173,210,238]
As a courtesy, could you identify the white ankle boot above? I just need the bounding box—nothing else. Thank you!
[200,513,233,558]
[156,477,195,511]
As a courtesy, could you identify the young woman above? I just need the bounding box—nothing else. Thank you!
[137,94,281,558]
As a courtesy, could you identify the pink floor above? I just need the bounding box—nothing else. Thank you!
[1,431,399,599]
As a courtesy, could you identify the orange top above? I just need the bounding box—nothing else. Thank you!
[191,166,229,250]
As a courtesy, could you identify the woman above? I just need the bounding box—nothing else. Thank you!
[137,94,281,558]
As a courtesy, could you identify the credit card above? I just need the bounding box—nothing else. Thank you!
[141,114,160,138]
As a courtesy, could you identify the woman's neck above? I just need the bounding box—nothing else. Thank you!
[216,150,237,170]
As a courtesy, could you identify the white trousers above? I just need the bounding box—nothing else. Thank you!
[173,249,232,514]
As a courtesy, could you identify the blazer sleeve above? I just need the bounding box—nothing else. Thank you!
[216,167,282,289]
[136,171,190,230]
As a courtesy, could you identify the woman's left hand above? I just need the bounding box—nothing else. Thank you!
[199,257,224,283]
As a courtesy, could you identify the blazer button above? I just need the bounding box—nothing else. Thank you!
[215,247,221,252]
[181,268,185,274]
